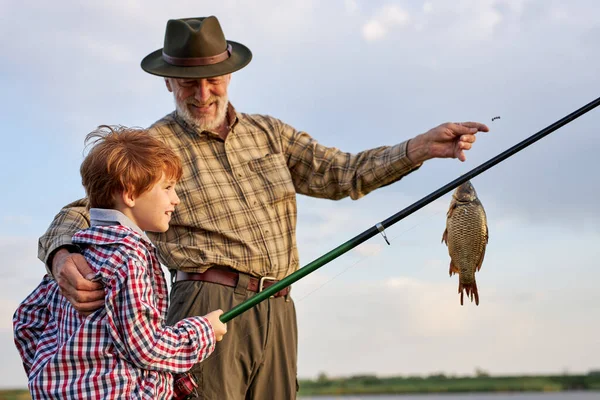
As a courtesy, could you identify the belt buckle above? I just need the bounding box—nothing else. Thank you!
[258,276,277,298]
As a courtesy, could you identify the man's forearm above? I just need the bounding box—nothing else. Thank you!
[38,198,90,274]
[406,134,430,165]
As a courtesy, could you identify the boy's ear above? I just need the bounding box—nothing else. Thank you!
[120,190,136,208]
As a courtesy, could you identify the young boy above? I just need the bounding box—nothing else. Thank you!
[13,126,227,399]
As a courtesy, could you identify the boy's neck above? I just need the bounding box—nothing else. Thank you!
[89,208,151,243]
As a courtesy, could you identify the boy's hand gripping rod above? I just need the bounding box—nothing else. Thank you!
[221,95,600,323]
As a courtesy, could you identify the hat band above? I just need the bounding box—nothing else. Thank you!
[162,44,232,67]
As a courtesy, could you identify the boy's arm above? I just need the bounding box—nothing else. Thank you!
[13,276,55,374]
[104,251,216,373]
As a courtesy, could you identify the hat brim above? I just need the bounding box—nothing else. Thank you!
[140,40,252,79]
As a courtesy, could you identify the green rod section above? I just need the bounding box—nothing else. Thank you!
[221,94,600,323]
[221,237,369,322]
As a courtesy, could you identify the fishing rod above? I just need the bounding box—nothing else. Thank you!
[220,95,600,323]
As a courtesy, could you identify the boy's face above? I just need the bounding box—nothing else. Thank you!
[129,172,180,233]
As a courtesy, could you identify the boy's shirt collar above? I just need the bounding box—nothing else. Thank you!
[89,208,152,244]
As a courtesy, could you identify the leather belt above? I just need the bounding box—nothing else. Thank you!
[175,269,290,298]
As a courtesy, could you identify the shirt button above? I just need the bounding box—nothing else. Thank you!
[237,172,243,178]
[157,294,164,299]
[265,230,270,235]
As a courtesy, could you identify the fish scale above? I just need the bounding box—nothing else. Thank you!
[442,181,489,306]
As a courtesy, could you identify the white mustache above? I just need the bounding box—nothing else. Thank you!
[186,97,221,107]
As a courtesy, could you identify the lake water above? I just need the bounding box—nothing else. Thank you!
[299,392,599,400]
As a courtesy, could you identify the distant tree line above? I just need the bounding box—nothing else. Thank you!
[298,370,600,396]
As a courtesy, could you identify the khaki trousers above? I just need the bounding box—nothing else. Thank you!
[166,273,298,400]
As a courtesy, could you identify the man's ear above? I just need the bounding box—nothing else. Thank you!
[165,78,173,93]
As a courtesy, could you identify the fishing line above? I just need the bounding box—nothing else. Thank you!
[207,200,449,363]
[292,205,448,303]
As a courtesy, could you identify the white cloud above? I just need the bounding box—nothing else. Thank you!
[423,1,433,13]
[477,4,504,36]
[344,0,359,14]
[362,4,411,42]
[362,20,387,41]
[383,4,411,25]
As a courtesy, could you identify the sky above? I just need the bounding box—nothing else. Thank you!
[1,0,599,389]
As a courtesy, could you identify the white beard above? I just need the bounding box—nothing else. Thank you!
[175,95,229,132]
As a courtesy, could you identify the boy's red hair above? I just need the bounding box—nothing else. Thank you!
[81,125,183,209]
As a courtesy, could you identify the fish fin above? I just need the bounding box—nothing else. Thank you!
[449,261,459,277]
[475,247,487,272]
[458,282,464,306]
[446,199,457,218]
[473,280,480,306]
[442,228,448,244]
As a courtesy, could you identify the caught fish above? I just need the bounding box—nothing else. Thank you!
[441,181,489,306]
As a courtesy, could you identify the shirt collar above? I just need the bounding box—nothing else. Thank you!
[226,102,239,130]
[89,208,152,243]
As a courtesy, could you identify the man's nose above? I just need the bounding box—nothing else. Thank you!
[195,80,211,103]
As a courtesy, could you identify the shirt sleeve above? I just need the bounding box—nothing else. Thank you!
[277,120,422,200]
[37,198,90,275]
[102,249,216,373]
[12,276,56,374]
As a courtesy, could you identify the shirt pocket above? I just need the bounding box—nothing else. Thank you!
[247,153,296,205]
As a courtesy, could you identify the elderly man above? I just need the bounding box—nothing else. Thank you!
[39,16,489,400]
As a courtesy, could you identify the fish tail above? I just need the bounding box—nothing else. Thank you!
[458,280,480,306]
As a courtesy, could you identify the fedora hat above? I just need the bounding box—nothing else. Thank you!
[141,16,252,79]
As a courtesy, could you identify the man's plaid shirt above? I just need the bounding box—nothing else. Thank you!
[38,105,421,279]
[16,220,215,399]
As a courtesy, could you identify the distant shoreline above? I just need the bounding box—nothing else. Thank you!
[297,372,600,396]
